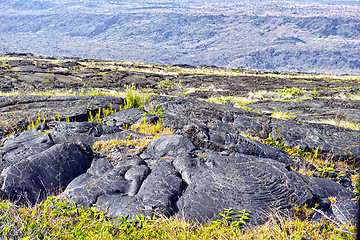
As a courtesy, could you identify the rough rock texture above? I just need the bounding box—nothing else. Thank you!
[1,96,357,224]
[2,142,92,205]
[247,98,360,125]
[0,95,124,137]
[269,119,360,165]
[150,96,360,166]
[173,150,313,224]
[0,56,358,226]
[331,200,358,225]
[103,108,159,127]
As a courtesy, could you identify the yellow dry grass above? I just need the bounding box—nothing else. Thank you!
[93,119,173,154]
[1,56,359,81]
[308,119,360,131]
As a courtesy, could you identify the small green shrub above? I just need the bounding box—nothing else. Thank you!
[207,96,234,106]
[123,89,150,110]
[0,61,11,70]
[144,104,163,117]
[254,87,316,101]
[157,79,181,90]
[211,208,249,229]
[88,103,117,123]
[291,203,317,221]
[271,108,298,119]
[27,111,46,130]
[318,160,336,177]
[158,78,174,89]
[275,87,304,97]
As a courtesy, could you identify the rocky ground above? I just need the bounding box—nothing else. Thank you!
[0,54,359,227]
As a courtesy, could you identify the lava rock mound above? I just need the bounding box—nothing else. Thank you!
[0,96,358,225]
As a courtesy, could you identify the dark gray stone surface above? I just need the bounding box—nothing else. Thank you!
[331,200,358,225]
[102,108,158,127]
[269,118,360,165]
[150,96,360,166]
[0,93,358,225]
[1,142,93,205]
[172,150,314,224]
[0,95,124,137]
[247,98,360,124]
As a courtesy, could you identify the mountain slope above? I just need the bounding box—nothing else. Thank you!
[1,0,360,74]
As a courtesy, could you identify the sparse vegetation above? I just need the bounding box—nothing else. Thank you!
[211,208,249,229]
[1,56,359,240]
[1,55,360,82]
[261,134,359,195]
[94,70,108,76]
[241,106,260,113]
[130,119,172,136]
[0,196,355,239]
[79,88,109,96]
[144,104,164,118]
[206,96,235,106]
[0,61,11,70]
[275,87,305,97]
[157,79,181,90]
[24,89,150,131]
[123,88,150,110]
[123,83,137,90]
[308,119,360,131]
[157,78,175,89]
[93,117,172,155]
[27,111,46,130]
[249,87,317,101]
[232,66,252,73]
[0,88,124,97]
[88,104,117,123]
[93,109,173,156]
[93,136,155,155]
[205,96,255,108]
[271,108,298,119]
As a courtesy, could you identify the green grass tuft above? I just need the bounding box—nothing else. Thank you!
[0,197,356,239]
[123,88,150,110]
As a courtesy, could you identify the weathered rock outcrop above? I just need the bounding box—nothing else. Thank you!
[0,95,124,137]
[0,96,358,225]
[0,56,358,226]
[247,98,360,125]
[149,96,360,167]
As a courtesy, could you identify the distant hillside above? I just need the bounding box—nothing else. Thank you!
[1,0,360,74]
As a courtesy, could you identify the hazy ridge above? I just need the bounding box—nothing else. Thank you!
[1,0,360,74]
